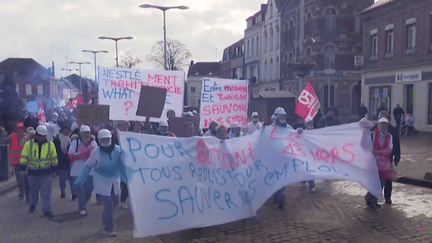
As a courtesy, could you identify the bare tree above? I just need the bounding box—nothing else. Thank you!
[146,39,192,71]
[120,52,141,69]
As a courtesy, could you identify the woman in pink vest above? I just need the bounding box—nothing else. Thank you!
[365,117,398,208]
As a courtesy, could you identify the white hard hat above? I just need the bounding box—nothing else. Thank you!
[80,125,91,133]
[98,129,112,139]
[36,125,48,136]
[184,111,194,117]
[274,107,287,115]
[159,120,169,127]
[378,118,389,123]
[251,112,259,117]
[192,110,198,114]
[230,122,241,129]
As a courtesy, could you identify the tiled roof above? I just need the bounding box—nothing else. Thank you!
[0,58,49,78]
[362,0,397,13]
[187,62,221,77]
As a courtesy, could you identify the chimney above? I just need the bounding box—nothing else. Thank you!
[190,60,194,66]
[52,61,55,77]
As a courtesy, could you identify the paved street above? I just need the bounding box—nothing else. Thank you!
[0,133,431,243]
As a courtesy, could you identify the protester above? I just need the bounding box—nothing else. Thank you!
[376,104,388,119]
[393,104,405,133]
[53,125,72,198]
[167,109,176,119]
[365,118,398,209]
[228,122,243,138]
[131,121,143,133]
[404,114,415,135]
[75,129,130,237]
[291,116,306,130]
[156,120,176,137]
[184,122,195,138]
[20,125,58,218]
[47,113,61,142]
[267,107,292,209]
[216,125,228,141]
[247,112,262,135]
[203,121,218,137]
[358,103,368,120]
[114,121,131,210]
[374,111,400,205]
[192,110,199,118]
[184,111,194,117]
[317,107,340,128]
[23,112,39,129]
[112,121,130,145]
[68,125,97,214]
[301,117,316,192]
[1,122,28,200]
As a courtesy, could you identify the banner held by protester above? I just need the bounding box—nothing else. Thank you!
[118,122,381,238]
[98,67,184,121]
[199,77,248,128]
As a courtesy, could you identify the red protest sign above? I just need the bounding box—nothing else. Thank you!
[295,80,320,119]
[37,101,47,123]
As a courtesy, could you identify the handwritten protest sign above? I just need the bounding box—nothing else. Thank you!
[77,104,109,124]
[118,123,381,238]
[135,86,167,118]
[199,77,248,128]
[98,67,184,121]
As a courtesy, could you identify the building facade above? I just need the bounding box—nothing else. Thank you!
[278,0,373,123]
[221,39,245,80]
[361,0,432,132]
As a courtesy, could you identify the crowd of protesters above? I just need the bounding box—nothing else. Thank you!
[0,104,404,236]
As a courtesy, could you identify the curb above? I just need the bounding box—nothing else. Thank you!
[0,180,17,196]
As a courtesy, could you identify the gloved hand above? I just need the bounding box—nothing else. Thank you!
[358,118,373,129]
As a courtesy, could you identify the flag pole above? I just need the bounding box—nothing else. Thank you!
[319,108,328,127]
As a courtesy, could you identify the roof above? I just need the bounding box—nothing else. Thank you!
[362,0,397,13]
[275,0,290,10]
[187,62,221,77]
[0,58,49,78]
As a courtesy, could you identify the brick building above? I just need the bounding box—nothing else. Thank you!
[361,0,432,132]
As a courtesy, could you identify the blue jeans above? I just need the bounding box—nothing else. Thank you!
[57,169,68,195]
[273,187,285,206]
[69,173,77,196]
[100,187,119,232]
[365,171,386,204]
[28,174,53,213]
[71,176,94,211]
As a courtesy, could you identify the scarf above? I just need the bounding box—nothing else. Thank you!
[100,143,115,158]
[58,134,71,153]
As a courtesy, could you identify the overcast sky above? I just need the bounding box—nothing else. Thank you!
[0,0,268,79]
[0,0,378,79]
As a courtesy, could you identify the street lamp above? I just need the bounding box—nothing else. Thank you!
[139,4,188,70]
[82,50,108,83]
[98,36,133,67]
[69,61,91,95]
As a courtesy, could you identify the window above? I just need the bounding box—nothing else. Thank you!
[325,8,336,32]
[283,54,288,76]
[25,84,32,95]
[305,12,312,36]
[251,38,255,57]
[37,84,43,95]
[289,20,295,43]
[191,87,196,93]
[324,46,335,69]
[16,84,19,95]
[306,47,312,58]
[370,31,378,59]
[385,27,394,57]
[428,83,432,124]
[406,23,416,53]
[269,28,274,51]
[264,60,267,81]
[369,86,391,120]
[270,58,273,80]
[355,15,362,34]
[264,31,268,53]
[247,40,250,58]
[323,84,335,108]
[275,25,279,49]
[430,14,432,49]
[284,22,289,44]
[256,36,259,55]
[289,52,294,64]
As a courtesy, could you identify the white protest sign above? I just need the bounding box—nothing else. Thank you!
[118,123,381,238]
[199,77,248,128]
[98,67,184,121]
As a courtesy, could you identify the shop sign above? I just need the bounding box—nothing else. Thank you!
[395,71,422,82]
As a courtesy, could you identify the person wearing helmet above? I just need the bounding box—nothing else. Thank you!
[53,126,72,199]
[68,125,97,214]
[156,120,176,137]
[19,125,58,218]
[75,129,130,237]
[247,112,262,135]
[318,107,340,128]
[228,122,243,139]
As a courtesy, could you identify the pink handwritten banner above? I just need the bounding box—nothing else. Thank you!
[98,67,184,121]
[199,77,248,128]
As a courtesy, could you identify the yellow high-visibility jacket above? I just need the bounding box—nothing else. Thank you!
[20,139,58,176]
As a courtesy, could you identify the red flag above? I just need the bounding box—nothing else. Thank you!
[37,101,47,123]
[295,80,320,119]
[67,94,84,110]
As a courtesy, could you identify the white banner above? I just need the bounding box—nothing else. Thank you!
[199,77,248,128]
[98,67,184,121]
[118,123,381,238]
